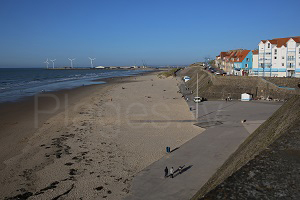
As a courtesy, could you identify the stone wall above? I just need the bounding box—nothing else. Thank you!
[179,65,299,100]
[264,77,300,89]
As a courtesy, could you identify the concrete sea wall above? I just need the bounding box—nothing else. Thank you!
[192,95,300,199]
[179,65,299,100]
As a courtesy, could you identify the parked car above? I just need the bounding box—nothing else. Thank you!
[193,97,202,103]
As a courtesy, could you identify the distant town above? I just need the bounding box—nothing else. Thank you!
[214,36,300,77]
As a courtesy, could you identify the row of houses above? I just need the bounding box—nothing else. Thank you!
[215,36,300,77]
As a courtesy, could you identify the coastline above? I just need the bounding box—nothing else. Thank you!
[0,71,203,199]
[0,77,124,170]
[0,70,157,170]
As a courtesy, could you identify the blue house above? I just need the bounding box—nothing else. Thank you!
[233,50,253,75]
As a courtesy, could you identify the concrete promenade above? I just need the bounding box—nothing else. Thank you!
[125,90,282,200]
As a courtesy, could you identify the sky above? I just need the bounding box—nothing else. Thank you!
[0,0,300,68]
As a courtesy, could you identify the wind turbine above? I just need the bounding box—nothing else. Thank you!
[88,57,96,68]
[44,58,49,69]
[50,59,56,69]
[68,58,75,68]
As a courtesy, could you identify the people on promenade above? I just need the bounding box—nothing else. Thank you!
[178,166,183,174]
[164,167,168,178]
[170,167,174,178]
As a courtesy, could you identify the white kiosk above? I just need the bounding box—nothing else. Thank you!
[241,93,251,101]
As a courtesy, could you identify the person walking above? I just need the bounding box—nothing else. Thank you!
[170,167,174,178]
[178,166,183,174]
[164,167,168,178]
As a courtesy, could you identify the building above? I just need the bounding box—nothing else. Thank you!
[256,36,300,77]
[251,50,258,76]
[233,50,252,76]
[215,49,253,75]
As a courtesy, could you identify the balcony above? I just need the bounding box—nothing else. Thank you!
[287,68,295,71]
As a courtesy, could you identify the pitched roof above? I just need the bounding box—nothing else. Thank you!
[252,50,258,55]
[233,50,251,63]
[292,37,300,43]
[261,36,300,47]
[220,52,228,58]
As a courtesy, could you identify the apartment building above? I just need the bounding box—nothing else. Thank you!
[255,36,300,77]
[215,49,252,75]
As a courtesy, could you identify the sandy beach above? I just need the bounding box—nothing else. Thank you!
[0,72,203,199]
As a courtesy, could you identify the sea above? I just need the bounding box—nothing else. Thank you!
[0,68,149,103]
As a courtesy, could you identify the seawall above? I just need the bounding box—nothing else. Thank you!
[179,65,299,100]
[192,95,300,199]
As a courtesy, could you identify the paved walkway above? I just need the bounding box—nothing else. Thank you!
[125,84,282,200]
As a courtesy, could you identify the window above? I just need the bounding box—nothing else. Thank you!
[288,56,295,61]
[268,43,270,48]
[282,56,285,59]
[282,63,284,66]
[274,56,277,59]
[246,58,250,62]
[274,49,277,55]
[245,64,248,68]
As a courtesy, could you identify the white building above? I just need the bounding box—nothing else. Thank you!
[250,50,258,76]
[256,36,300,77]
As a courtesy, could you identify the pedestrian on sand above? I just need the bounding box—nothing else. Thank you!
[164,167,168,178]
[170,167,174,178]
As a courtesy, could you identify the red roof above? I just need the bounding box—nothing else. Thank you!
[233,50,250,63]
[252,50,258,55]
[261,36,300,47]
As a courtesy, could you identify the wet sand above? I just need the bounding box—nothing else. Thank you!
[0,72,203,199]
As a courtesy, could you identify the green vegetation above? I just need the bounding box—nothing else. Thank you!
[158,68,180,78]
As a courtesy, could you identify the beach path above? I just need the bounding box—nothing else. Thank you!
[125,99,282,200]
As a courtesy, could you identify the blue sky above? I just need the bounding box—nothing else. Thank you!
[0,0,299,68]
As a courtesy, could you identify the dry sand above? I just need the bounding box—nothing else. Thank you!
[0,72,203,199]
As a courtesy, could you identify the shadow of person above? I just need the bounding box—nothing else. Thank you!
[170,147,180,153]
[181,165,193,174]
[173,165,192,178]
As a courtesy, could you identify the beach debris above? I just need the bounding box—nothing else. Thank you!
[69,169,78,175]
[95,186,104,191]
[65,162,73,166]
[5,192,33,200]
[241,119,247,123]
[122,87,125,89]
